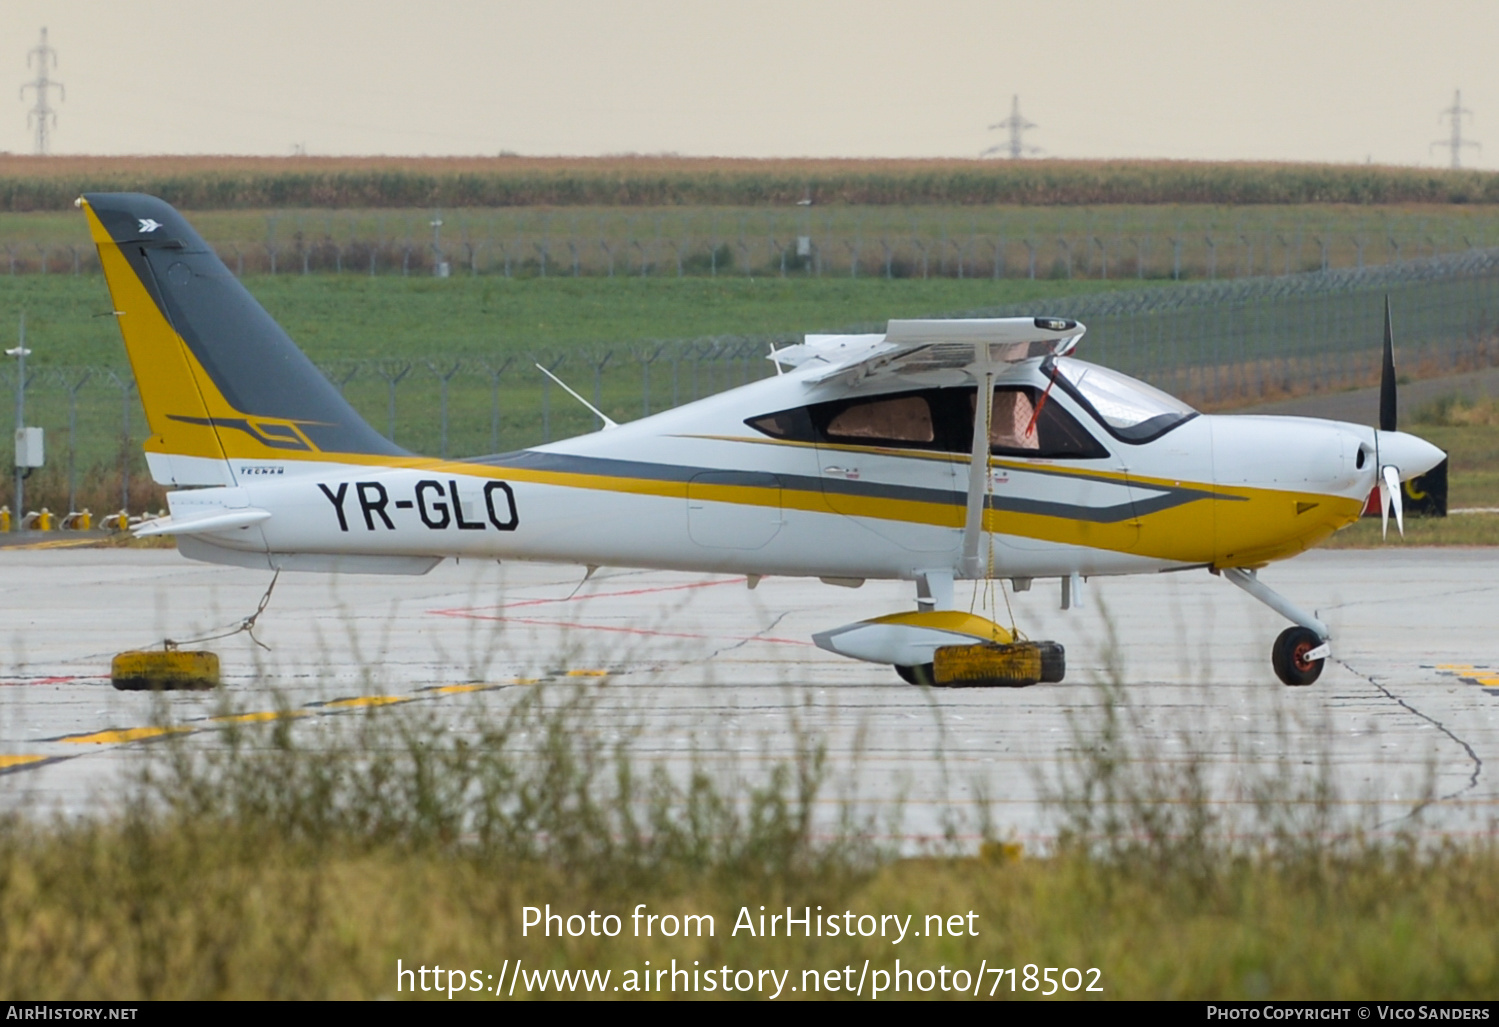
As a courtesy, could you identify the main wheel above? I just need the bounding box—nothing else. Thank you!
[1271,626,1324,686]
[1038,641,1066,683]
[895,663,936,686]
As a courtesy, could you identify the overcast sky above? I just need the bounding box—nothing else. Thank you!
[5,0,1497,168]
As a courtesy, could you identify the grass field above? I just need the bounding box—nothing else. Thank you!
[1318,398,1499,547]
[0,273,1154,516]
[5,202,1499,280]
[3,269,1495,538]
[1,681,1494,1000]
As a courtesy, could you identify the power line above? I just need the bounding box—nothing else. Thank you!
[20,27,64,156]
[1432,89,1478,170]
[983,95,1040,159]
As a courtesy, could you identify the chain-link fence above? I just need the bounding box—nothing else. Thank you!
[6,208,1499,281]
[4,247,1498,520]
[964,246,1499,406]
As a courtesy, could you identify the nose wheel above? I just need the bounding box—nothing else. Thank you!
[1221,568,1332,687]
[1272,626,1325,686]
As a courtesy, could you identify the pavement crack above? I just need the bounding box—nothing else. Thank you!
[1337,658,1483,823]
[703,611,792,661]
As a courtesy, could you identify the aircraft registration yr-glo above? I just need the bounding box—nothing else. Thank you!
[79,193,1445,688]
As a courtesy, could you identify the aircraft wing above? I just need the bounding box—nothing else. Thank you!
[768,317,1088,578]
[772,317,1085,388]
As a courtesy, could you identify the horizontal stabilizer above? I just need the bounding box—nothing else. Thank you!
[134,508,271,538]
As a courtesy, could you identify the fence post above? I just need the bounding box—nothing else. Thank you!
[589,350,612,430]
[376,361,411,442]
[638,345,663,417]
[539,355,564,443]
[482,357,514,453]
[427,361,462,458]
[57,368,91,514]
[322,363,358,397]
[106,370,135,514]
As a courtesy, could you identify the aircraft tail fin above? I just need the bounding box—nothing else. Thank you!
[79,193,402,486]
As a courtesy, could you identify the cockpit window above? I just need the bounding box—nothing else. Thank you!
[824,394,934,444]
[990,389,1039,450]
[1052,357,1197,443]
[970,387,1109,458]
[746,384,1108,459]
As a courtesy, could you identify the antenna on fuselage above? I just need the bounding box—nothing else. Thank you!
[768,342,785,375]
[534,362,619,430]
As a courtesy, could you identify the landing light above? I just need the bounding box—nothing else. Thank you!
[1033,318,1075,331]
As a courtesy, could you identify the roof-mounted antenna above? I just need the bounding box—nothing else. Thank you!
[534,363,618,430]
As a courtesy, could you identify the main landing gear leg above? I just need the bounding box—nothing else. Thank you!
[915,569,955,612]
[1221,568,1331,687]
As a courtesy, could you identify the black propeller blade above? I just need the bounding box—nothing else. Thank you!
[1380,295,1397,433]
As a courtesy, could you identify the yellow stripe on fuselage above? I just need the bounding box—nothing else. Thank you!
[258,448,1362,569]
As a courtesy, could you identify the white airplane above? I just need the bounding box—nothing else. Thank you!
[79,193,1445,688]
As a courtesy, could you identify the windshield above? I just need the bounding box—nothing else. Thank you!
[1053,357,1197,443]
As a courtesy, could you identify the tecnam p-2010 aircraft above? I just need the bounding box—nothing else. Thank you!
[80,193,1444,688]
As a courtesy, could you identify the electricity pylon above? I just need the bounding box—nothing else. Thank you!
[20,27,64,155]
[1432,89,1478,170]
[983,95,1040,159]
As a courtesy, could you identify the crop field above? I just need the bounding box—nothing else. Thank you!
[6,154,1499,209]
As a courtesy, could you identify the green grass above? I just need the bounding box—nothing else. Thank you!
[0,273,1151,517]
[6,201,1499,279]
[1406,425,1499,509]
[1,679,1495,1000]
[0,273,1154,367]
[1320,514,1499,548]
[1317,400,1499,548]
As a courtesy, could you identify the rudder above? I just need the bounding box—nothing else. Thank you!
[81,193,401,486]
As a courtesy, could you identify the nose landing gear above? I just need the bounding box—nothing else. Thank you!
[1221,567,1332,687]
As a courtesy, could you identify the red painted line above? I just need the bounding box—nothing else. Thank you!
[429,576,744,618]
[440,611,813,648]
[0,675,88,687]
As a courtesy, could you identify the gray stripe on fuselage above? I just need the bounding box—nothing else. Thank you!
[467,449,1240,525]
